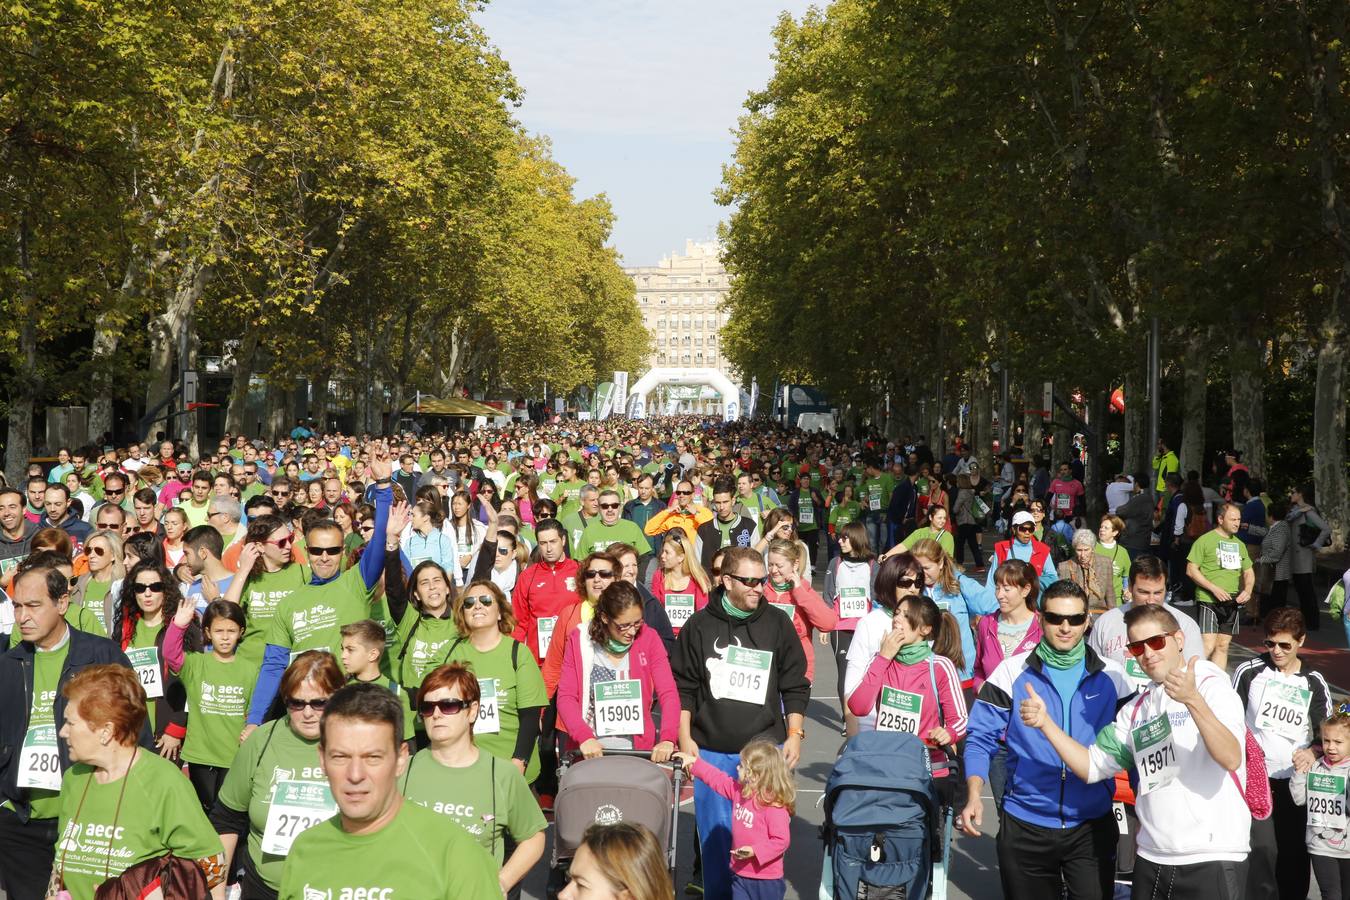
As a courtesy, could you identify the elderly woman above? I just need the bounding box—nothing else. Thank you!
[210,652,343,900]
[54,665,225,899]
[400,663,546,898]
[1056,528,1118,619]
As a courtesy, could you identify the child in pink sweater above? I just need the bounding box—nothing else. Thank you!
[688,740,794,899]
[846,595,968,776]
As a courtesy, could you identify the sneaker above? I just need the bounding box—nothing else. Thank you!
[538,793,555,812]
[684,880,703,896]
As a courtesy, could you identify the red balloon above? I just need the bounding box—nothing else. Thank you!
[1109,387,1125,414]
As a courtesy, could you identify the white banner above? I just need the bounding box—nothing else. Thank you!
[612,371,628,418]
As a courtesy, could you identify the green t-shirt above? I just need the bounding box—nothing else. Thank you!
[576,519,652,558]
[400,748,546,863]
[444,637,548,783]
[277,799,500,900]
[65,603,107,638]
[780,462,800,484]
[901,526,955,557]
[796,494,819,532]
[559,512,594,555]
[177,652,261,767]
[861,473,897,513]
[26,639,70,820]
[82,578,112,619]
[178,497,212,530]
[829,500,862,531]
[737,493,778,529]
[264,566,382,660]
[217,719,325,890]
[1094,543,1130,590]
[240,566,310,666]
[56,753,223,900]
[1186,529,1252,603]
[392,613,461,694]
[551,480,587,520]
[351,676,415,741]
[130,618,161,649]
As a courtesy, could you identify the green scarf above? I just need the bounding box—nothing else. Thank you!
[771,581,792,593]
[897,642,932,665]
[721,595,754,620]
[603,636,631,655]
[1035,638,1086,669]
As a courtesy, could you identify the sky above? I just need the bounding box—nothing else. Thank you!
[474,0,817,267]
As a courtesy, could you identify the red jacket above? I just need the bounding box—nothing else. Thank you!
[993,538,1053,576]
[760,580,838,682]
[511,557,581,664]
[555,624,680,749]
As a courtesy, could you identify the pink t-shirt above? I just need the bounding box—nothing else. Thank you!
[691,758,791,880]
[1047,478,1084,516]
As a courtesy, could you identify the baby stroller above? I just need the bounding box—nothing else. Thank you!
[551,748,686,893]
[820,731,958,900]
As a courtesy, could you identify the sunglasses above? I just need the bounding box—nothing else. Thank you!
[1043,611,1089,627]
[1015,524,1035,532]
[1125,633,1172,657]
[273,491,291,498]
[462,595,495,609]
[496,546,511,556]
[89,546,107,557]
[284,697,329,712]
[358,522,375,533]
[675,489,693,496]
[599,503,621,511]
[1263,639,1297,652]
[419,698,472,717]
[585,569,615,580]
[265,535,294,549]
[133,581,165,593]
[308,545,342,557]
[894,576,922,589]
[725,572,768,588]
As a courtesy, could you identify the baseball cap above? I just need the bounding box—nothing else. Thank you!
[1011,510,1035,527]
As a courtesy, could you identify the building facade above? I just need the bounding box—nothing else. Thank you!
[625,240,738,414]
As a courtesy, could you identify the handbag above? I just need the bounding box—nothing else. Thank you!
[1252,561,1275,596]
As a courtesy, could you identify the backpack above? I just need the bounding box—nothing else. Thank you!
[822,731,939,900]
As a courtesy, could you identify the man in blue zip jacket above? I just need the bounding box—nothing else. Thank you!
[958,580,1134,900]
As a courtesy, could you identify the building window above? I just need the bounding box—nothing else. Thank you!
[682,354,691,364]
[658,353,667,365]
[695,336,703,347]
[657,318,665,328]
[708,334,717,345]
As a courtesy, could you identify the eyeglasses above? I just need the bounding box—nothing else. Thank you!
[264,535,294,549]
[308,545,342,557]
[599,503,621,511]
[462,595,495,609]
[585,569,615,580]
[894,577,921,589]
[1043,611,1089,627]
[1125,633,1172,657]
[284,697,329,712]
[133,581,165,594]
[725,572,768,588]
[419,698,472,717]
[1263,639,1296,652]
[611,620,643,634]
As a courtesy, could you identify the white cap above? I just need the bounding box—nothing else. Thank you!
[1011,510,1035,527]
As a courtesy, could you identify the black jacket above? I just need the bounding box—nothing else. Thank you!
[672,587,810,753]
[695,516,757,575]
[0,626,151,821]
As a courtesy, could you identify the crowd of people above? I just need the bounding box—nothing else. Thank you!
[0,419,1345,900]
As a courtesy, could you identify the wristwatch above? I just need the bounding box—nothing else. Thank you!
[787,728,806,741]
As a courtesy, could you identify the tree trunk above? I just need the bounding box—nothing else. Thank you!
[1122,367,1147,479]
[224,327,259,436]
[5,319,37,486]
[87,309,122,444]
[1180,331,1208,475]
[1085,390,1108,523]
[1313,271,1349,550]
[142,257,212,442]
[1229,331,1267,482]
[311,369,332,433]
[969,370,994,474]
[183,329,200,460]
[262,380,289,443]
[1022,381,1044,461]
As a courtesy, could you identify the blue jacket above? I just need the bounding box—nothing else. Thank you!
[964,645,1133,829]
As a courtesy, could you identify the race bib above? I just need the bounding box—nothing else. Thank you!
[868,484,882,511]
[838,587,868,619]
[710,646,772,705]
[1256,677,1312,743]
[1217,540,1241,570]
[594,679,643,738]
[798,499,814,525]
[126,646,164,699]
[1124,659,1151,689]
[876,687,923,734]
[538,616,558,658]
[17,724,61,791]
[1132,714,1177,796]
[664,593,694,629]
[476,678,501,734]
[1308,772,1347,832]
[1112,801,1128,835]
[770,602,796,619]
[261,780,337,856]
[1055,494,1071,511]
